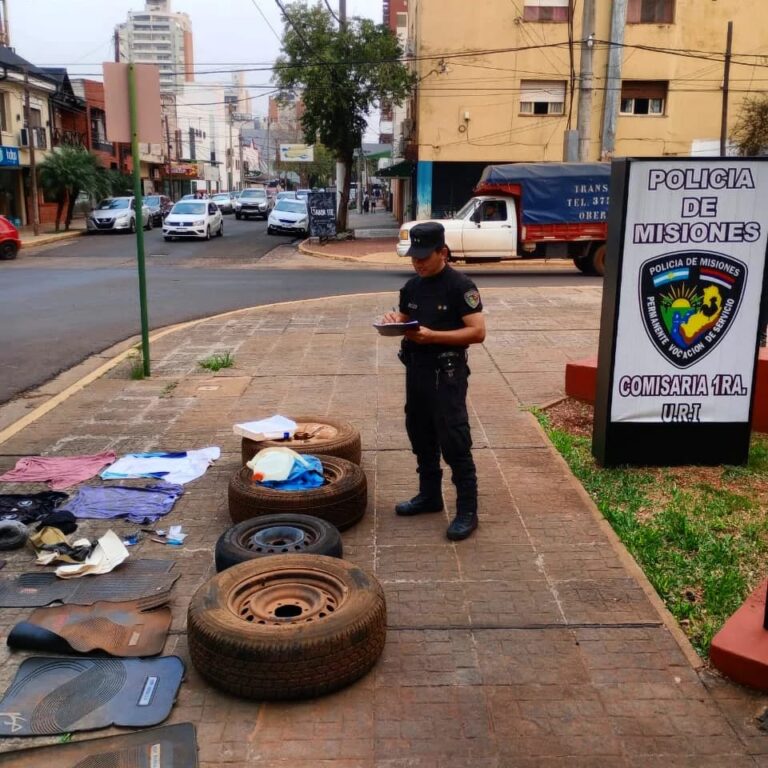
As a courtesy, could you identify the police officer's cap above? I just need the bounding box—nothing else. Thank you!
[407,222,446,260]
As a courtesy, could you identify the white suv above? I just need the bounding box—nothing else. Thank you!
[163,200,224,241]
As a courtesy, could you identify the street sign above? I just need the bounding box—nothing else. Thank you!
[0,146,19,167]
[593,158,768,466]
[308,192,337,239]
[103,63,162,144]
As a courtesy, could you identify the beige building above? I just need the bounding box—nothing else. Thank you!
[404,0,766,219]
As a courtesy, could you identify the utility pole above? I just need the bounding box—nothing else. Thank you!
[576,0,595,162]
[238,129,245,190]
[0,0,10,46]
[266,117,271,178]
[335,0,346,216]
[720,21,734,157]
[23,69,40,236]
[600,0,628,160]
[227,105,234,190]
[164,113,173,198]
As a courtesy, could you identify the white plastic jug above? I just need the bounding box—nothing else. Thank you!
[246,447,302,482]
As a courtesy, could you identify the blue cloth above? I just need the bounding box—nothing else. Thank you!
[61,483,184,524]
[259,455,325,491]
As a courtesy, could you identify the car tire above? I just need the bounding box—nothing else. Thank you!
[241,415,362,466]
[164,236,172,242]
[217,221,224,237]
[235,213,241,220]
[0,241,18,260]
[589,242,607,276]
[214,514,343,572]
[228,455,367,531]
[0,520,28,550]
[128,218,136,234]
[187,555,386,700]
[145,218,152,231]
[267,226,274,235]
[205,226,211,241]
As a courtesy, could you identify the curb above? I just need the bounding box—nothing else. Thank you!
[526,411,705,671]
[21,230,85,249]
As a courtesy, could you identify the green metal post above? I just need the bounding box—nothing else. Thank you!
[128,63,151,376]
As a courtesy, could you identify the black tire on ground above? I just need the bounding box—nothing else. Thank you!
[573,252,593,274]
[0,241,18,260]
[241,415,362,466]
[145,218,152,231]
[0,520,28,550]
[128,218,136,234]
[205,226,211,241]
[228,455,367,531]
[235,213,242,220]
[164,236,172,242]
[267,226,274,235]
[187,555,386,700]
[590,241,607,276]
[214,514,343,572]
[217,221,224,237]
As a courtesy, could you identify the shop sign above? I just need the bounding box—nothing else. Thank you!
[169,163,199,178]
[593,158,768,466]
[0,146,20,167]
[308,191,337,238]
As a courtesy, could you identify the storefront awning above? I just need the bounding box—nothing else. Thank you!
[377,160,414,178]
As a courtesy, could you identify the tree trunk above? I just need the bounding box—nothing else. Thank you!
[335,154,353,233]
[64,187,79,231]
[54,192,65,232]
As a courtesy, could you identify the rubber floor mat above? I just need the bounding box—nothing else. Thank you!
[0,656,184,736]
[0,722,197,766]
[0,560,178,607]
[7,596,172,656]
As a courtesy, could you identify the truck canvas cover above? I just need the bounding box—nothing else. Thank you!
[476,162,611,225]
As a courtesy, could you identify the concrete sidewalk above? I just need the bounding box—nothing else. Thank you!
[0,287,765,766]
[18,218,86,248]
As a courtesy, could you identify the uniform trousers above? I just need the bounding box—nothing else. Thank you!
[403,354,478,511]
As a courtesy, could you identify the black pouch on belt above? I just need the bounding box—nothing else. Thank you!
[436,351,462,372]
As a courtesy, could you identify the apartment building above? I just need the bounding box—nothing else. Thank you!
[115,0,194,94]
[404,0,767,219]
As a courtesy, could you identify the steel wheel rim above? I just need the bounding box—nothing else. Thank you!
[228,568,348,625]
[244,524,313,554]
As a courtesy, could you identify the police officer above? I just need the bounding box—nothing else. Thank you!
[381,222,486,540]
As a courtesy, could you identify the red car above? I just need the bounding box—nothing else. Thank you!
[0,216,20,260]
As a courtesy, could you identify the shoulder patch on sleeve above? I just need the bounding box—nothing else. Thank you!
[464,289,481,310]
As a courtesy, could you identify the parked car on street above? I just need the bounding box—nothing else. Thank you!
[163,199,224,241]
[276,191,297,201]
[295,189,311,201]
[144,194,173,226]
[0,215,21,260]
[87,197,152,234]
[267,198,309,237]
[211,192,235,214]
[235,188,272,220]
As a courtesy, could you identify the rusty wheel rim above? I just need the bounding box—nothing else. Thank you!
[241,524,317,554]
[228,569,348,626]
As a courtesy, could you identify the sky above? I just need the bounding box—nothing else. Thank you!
[8,0,385,130]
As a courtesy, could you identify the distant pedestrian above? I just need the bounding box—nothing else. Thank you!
[363,194,370,214]
[370,196,376,213]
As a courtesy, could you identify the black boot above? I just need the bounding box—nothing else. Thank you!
[446,499,478,540]
[395,493,444,516]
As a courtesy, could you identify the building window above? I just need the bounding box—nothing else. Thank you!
[620,81,668,115]
[520,80,566,115]
[627,0,674,23]
[523,0,569,22]
[0,92,7,132]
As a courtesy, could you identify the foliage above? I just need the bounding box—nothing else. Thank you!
[38,147,110,231]
[274,2,414,230]
[731,95,768,156]
[103,169,135,197]
[198,352,235,372]
[536,409,768,657]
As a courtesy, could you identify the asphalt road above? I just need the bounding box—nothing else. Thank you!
[1,216,599,404]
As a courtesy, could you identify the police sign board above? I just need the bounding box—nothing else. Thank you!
[593,158,768,466]
[308,192,337,239]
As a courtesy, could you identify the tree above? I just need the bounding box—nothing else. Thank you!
[731,95,768,156]
[38,147,110,231]
[274,3,414,231]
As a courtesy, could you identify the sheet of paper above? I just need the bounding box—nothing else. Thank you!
[233,415,297,441]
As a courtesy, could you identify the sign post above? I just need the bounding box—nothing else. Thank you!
[593,158,768,466]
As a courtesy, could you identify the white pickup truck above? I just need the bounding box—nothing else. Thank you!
[396,162,611,275]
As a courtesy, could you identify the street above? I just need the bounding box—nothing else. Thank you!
[1,216,599,404]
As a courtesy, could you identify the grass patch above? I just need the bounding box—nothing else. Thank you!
[537,402,768,657]
[128,352,145,380]
[198,351,235,372]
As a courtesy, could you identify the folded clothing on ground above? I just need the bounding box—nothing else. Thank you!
[0,491,68,524]
[0,452,116,490]
[61,483,184,525]
[100,447,220,485]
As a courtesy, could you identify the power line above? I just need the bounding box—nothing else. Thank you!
[249,0,282,44]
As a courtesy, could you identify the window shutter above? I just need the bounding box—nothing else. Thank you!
[521,81,566,103]
[621,81,668,100]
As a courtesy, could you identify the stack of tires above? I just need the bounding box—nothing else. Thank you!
[188,416,386,700]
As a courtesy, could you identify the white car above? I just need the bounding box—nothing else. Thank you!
[87,196,152,234]
[267,199,309,236]
[163,199,224,241]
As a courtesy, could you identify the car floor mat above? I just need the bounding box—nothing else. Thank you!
[7,596,172,657]
[0,656,185,736]
[0,722,197,766]
[0,560,178,607]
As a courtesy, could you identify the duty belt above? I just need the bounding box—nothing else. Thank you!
[399,349,467,368]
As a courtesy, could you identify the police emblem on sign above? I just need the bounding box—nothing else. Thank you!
[639,251,747,369]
